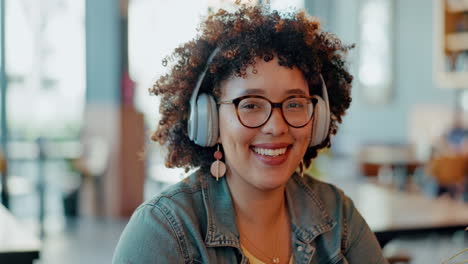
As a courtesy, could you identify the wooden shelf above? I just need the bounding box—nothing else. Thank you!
[434,0,468,88]
[446,32,468,52]
[446,0,468,12]
[447,6,468,13]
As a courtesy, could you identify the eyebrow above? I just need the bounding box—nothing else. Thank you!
[239,88,307,96]
[286,89,307,95]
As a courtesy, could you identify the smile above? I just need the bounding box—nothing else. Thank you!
[249,144,292,166]
[252,147,287,157]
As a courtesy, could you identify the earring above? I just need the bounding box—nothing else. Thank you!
[210,144,226,181]
[299,160,305,178]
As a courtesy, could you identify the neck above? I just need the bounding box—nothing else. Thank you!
[226,171,287,228]
[225,169,292,264]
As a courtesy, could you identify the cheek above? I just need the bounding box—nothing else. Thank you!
[294,125,313,144]
[219,111,247,141]
[219,110,236,136]
[219,110,252,145]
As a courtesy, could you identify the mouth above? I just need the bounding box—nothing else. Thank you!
[249,143,292,166]
[251,146,289,156]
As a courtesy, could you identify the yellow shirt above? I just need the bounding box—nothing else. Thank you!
[241,244,294,264]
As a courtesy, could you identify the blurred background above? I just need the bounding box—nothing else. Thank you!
[0,0,467,263]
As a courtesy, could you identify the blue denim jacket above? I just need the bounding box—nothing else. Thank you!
[113,170,387,264]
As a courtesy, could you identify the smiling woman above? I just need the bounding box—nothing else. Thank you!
[112,3,387,264]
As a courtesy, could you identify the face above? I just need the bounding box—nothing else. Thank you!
[218,57,312,192]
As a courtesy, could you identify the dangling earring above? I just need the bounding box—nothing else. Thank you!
[299,160,305,178]
[210,144,226,181]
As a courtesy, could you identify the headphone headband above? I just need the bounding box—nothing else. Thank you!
[189,47,221,113]
[319,74,329,113]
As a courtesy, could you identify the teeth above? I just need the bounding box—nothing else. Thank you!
[252,147,287,157]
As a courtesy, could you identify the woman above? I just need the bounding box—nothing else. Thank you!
[113,4,386,264]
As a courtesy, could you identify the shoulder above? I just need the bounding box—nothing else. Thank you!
[131,169,208,230]
[113,170,209,264]
[120,170,206,226]
[139,170,208,230]
[143,171,206,206]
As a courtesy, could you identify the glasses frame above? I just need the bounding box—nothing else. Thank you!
[218,95,318,128]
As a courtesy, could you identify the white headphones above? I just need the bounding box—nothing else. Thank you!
[188,48,330,148]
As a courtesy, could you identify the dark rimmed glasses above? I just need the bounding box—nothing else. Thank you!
[218,95,318,128]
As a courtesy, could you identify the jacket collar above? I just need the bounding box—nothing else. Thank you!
[285,173,337,244]
[201,171,336,247]
[202,171,240,248]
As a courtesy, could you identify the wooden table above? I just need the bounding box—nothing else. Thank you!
[358,144,422,190]
[0,204,41,264]
[339,182,468,246]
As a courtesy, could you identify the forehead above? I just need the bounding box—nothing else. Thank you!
[219,57,309,99]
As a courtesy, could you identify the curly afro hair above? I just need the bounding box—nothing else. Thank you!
[150,4,354,172]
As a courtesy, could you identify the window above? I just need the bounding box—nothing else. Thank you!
[6,0,85,139]
[358,0,394,104]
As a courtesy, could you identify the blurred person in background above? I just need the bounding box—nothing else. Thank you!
[427,113,468,200]
[113,4,386,264]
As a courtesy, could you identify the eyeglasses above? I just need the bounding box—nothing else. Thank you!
[218,95,317,128]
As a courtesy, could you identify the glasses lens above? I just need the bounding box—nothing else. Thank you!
[283,97,314,127]
[237,97,271,127]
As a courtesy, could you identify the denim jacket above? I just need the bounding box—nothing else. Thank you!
[113,170,387,264]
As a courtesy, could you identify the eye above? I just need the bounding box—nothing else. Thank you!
[241,103,261,110]
[239,98,266,111]
[287,102,304,108]
[286,100,305,109]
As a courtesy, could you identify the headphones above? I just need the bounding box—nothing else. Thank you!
[188,47,330,148]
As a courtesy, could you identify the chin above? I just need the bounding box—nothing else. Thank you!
[251,168,293,190]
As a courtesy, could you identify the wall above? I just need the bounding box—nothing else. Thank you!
[307,0,456,154]
[85,0,122,217]
[86,0,121,104]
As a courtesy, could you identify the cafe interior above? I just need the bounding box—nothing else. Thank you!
[1,0,468,263]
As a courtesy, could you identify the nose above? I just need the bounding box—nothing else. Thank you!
[260,107,289,136]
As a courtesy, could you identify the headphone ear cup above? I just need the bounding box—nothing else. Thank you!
[206,94,219,147]
[194,93,218,147]
[310,96,330,147]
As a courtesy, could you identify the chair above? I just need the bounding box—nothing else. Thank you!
[427,154,468,185]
